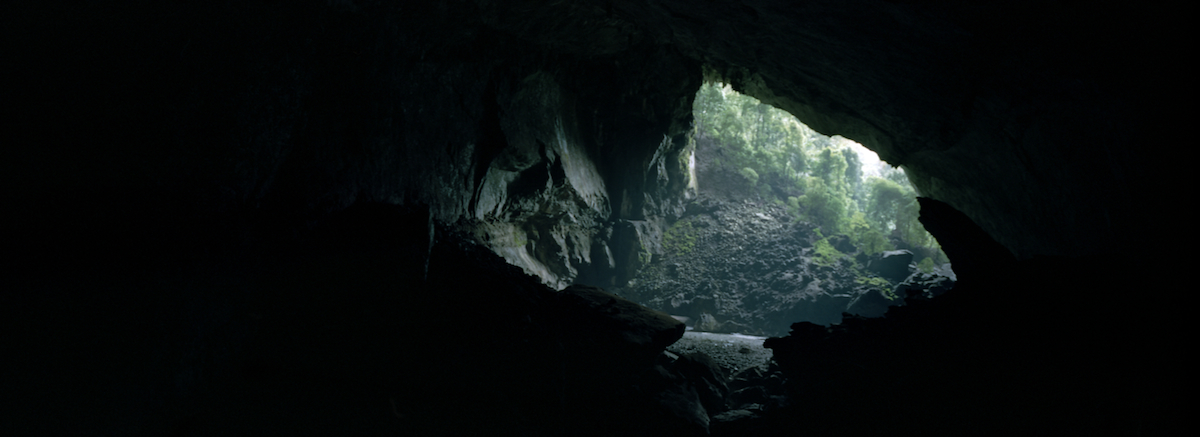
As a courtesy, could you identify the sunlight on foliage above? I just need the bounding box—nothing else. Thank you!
[856,276,899,300]
[812,237,845,267]
[692,82,943,260]
[738,167,760,186]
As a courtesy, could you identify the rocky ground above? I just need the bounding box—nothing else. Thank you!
[667,332,773,376]
[613,194,954,337]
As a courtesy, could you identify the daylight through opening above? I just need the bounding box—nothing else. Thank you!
[620,83,956,341]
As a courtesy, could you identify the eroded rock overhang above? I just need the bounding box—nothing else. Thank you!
[434,0,1183,283]
[8,1,1185,288]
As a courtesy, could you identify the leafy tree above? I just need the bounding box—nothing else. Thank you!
[865,172,941,255]
[842,147,864,209]
[786,196,802,220]
[866,176,907,232]
[813,149,846,192]
[847,211,892,255]
[692,82,945,259]
[693,82,813,191]
[739,167,760,186]
[797,177,847,233]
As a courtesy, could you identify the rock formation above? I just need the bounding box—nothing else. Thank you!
[618,196,949,336]
[5,1,1185,435]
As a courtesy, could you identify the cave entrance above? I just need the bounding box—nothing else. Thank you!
[622,82,955,341]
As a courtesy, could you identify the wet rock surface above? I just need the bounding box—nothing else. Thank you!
[664,333,791,430]
[667,332,774,376]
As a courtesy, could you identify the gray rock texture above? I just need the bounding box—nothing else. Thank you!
[667,332,774,377]
[9,0,1183,295]
[618,196,937,336]
[866,250,915,283]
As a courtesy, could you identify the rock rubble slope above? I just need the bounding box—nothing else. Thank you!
[618,195,953,337]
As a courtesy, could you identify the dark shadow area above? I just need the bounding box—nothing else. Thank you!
[3,1,1185,436]
[6,199,1180,436]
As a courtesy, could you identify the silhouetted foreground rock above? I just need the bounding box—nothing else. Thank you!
[554,285,685,375]
[894,269,955,302]
[846,266,956,318]
[916,197,1016,283]
[403,227,708,436]
[762,256,1180,435]
[758,201,1181,435]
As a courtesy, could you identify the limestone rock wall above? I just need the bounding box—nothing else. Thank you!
[7,1,702,289]
[8,0,1185,290]
[603,0,1184,258]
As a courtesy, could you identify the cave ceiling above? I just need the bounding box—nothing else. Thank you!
[7,1,1186,280]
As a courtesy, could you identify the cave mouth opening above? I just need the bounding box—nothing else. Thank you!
[620,82,954,340]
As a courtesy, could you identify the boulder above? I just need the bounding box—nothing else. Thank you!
[675,352,729,415]
[696,313,722,332]
[553,285,686,376]
[648,367,710,435]
[633,354,712,436]
[728,386,769,408]
[867,250,915,282]
[895,271,956,302]
[728,367,766,392]
[846,288,901,318]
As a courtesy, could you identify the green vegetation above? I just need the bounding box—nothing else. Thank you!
[663,219,699,256]
[638,250,652,266]
[811,237,844,267]
[738,167,760,186]
[692,82,943,260]
[795,176,847,233]
[856,276,898,300]
[847,211,891,256]
[916,257,937,274]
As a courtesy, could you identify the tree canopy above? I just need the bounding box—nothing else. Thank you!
[692,82,944,261]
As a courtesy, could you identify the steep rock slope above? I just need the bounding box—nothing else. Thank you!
[617,117,955,336]
[620,194,954,337]
[622,199,847,336]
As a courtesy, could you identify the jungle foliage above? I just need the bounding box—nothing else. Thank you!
[691,82,944,262]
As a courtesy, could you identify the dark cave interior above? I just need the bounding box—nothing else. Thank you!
[3,1,1188,435]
